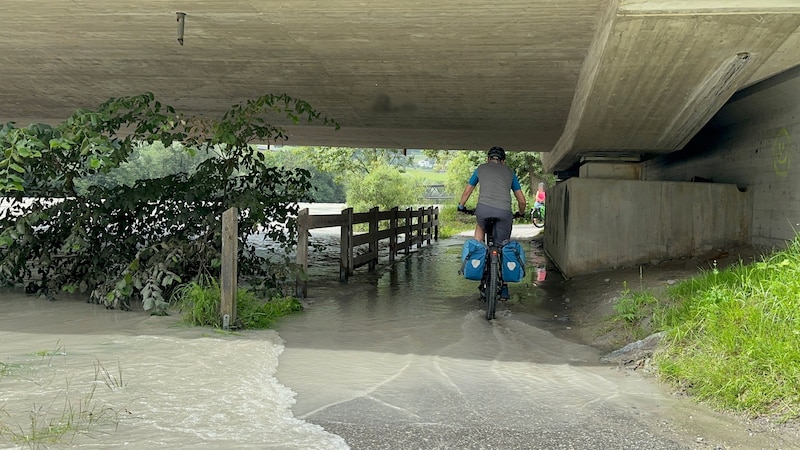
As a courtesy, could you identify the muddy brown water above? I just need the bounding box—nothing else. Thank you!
[272,237,798,449]
[1,204,797,449]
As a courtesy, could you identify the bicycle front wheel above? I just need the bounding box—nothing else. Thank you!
[532,209,545,228]
[486,253,499,320]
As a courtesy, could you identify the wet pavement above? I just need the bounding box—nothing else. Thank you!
[274,231,798,450]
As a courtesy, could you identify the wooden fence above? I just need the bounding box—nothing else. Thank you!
[295,206,439,297]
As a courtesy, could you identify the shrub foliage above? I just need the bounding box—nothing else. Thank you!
[0,93,337,313]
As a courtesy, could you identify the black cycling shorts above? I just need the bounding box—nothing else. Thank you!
[475,203,513,245]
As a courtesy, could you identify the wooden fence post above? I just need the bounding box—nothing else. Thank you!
[220,207,238,329]
[345,207,354,276]
[340,208,351,281]
[434,206,439,241]
[368,206,378,271]
[417,207,424,249]
[295,204,438,296]
[389,206,398,263]
[425,206,432,245]
[404,207,412,255]
[296,208,310,298]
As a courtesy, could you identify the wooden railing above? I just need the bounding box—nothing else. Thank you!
[295,206,439,297]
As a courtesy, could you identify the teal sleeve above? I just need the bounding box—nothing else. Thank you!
[468,169,479,186]
[511,174,521,191]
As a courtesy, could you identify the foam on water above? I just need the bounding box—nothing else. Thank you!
[0,318,348,449]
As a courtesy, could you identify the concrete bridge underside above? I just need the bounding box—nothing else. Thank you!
[3,1,800,276]
[3,1,800,173]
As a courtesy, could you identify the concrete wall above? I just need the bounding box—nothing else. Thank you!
[578,161,641,180]
[544,178,751,278]
[643,65,800,249]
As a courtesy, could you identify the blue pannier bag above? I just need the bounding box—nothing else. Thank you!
[501,241,526,282]
[459,239,487,281]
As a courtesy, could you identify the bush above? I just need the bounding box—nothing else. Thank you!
[174,278,302,329]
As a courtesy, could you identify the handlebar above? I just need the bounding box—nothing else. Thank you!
[458,208,526,220]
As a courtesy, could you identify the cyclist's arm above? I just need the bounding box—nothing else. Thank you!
[458,184,476,208]
[514,189,527,216]
[511,174,526,215]
[458,169,479,208]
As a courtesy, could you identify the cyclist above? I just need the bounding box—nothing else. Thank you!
[457,147,526,299]
[533,181,546,212]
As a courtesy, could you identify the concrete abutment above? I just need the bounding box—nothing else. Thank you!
[544,178,751,278]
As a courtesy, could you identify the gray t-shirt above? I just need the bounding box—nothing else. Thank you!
[470,162,517,210]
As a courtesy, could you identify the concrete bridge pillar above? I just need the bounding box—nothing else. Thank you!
[543,177,752,278]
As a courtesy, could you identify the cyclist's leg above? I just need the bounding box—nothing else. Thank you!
[473,224,485,242]
[474,204,492,242]
[494,212,514,245]
[476,204,512,244]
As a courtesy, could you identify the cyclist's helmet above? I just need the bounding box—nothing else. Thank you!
[488,146,506,161]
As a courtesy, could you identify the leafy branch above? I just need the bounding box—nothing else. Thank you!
[0,93,338,313]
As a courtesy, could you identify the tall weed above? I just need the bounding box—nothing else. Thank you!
[174,278,302,329]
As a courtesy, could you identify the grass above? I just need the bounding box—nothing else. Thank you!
[437,204,479,239]
[612,281,660,341]
[611,239,800,420]
[174,278,303,329]
[0,345,123,448]
[402,167,448,185]
[436,203,539,238]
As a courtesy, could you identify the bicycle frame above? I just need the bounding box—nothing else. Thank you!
[480,218,503,320]
[531,204,545,228]
[461,209,510,320]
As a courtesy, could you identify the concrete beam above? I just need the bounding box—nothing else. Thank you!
[544,1,800,173]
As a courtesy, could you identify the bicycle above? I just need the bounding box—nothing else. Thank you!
[531,203,545,228]
[460,209,524,320]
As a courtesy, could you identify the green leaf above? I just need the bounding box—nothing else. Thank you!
[8,163,24,173]
[16,145,31,157]
[88,156,102,169]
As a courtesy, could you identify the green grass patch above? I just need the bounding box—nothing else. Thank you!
[174,278,303,329]
[610,281,661,341]
[615,240,800,419]
[437,204,477,239]
[402,167,448,185]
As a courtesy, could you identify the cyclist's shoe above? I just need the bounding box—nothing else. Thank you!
[500,284,510,300]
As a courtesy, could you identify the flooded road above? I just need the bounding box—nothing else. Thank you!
[1,203,797,449]
[275,236,797,449]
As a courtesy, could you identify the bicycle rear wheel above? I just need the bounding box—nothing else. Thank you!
[486,252,499,320]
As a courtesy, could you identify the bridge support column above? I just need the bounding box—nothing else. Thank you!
[543,178,752,278]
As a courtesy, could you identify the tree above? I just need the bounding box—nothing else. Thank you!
[444,151,484,201]
[277,147,346,202]
[0,92,338,315]
[427,148,555,203]
[505,151,556,197]
[74,141,209,191]
[346,160,423,211]
[298,147,420,211]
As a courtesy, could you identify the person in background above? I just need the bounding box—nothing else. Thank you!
[534,182,546,211]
